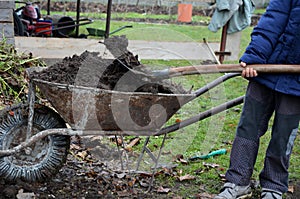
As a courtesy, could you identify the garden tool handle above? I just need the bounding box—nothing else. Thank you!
[152,64,300,78]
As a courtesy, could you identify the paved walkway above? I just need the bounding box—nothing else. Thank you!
[15,36,240,65]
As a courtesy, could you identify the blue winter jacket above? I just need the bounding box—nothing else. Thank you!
[240,0,300,96]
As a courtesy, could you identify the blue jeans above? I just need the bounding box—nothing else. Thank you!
[225,81,300,193]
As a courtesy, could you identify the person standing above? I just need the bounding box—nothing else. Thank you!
[214,0,300,198]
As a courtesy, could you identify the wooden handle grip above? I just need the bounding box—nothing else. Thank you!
[167,64,300,77]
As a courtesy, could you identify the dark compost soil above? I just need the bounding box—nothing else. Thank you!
[31,36,186,95]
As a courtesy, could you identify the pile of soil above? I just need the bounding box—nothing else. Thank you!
[31,36,187,94]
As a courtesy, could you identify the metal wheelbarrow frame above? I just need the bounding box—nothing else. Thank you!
[0,70,243,183]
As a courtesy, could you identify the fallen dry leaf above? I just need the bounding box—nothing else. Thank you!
[288,185,294,193]
[115,173,126,179]
[203,162,220,168]
[127,178,136,187]
[70,143,81,150]
[77,151,88,159]
[126,137,140,148]
[157,186,171,193]
[139,179,150,188]
[86,170,97,178]
[178,158,188,165]
[218,173,226,181]
[178,174,195,181]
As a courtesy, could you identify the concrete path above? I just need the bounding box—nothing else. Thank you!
[15,35,240,64]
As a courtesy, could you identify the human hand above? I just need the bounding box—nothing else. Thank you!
[240,62,258,78]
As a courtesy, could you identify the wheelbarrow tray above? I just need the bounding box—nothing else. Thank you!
[86,27,106,37]
[33,79,194,132]
[86,26,132,37]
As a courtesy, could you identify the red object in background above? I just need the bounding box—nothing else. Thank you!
[34,20,52,36]
[177,4,193,23]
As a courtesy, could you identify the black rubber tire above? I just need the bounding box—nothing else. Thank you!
[0,104,70,182]
[13,11,25,36]
[53,16,75,38]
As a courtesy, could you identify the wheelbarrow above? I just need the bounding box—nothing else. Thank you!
[0,64,299,183]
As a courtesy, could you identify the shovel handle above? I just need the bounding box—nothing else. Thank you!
[165,64,300,77]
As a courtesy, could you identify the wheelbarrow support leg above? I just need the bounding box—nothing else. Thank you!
[115,135,124,170]
[27,80,36,140]
[114,135,131,171]
[146,133,168,192]
[136,136,151,170]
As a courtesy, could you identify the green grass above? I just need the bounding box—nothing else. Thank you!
[253,8,268,15]
[41,9,249,43]
[48,16,222,42]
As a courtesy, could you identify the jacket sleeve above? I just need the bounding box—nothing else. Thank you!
[240,0,292,64]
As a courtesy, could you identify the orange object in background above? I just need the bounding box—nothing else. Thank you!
[177,3,193,23]
[35,20,52,36]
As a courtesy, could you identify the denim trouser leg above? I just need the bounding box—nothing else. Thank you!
[225,81,274,186]
[259,96,300,193]
[225,81,300,193]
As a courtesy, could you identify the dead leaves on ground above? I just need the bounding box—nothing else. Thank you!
[0,135,230,198]
[67,135,225,198]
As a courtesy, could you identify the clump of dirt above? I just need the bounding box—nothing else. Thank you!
[31,36,186,94]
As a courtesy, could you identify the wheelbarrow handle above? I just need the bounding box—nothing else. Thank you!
[151,64,300,78]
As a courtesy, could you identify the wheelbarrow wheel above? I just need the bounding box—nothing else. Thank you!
[0,104,70,182]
